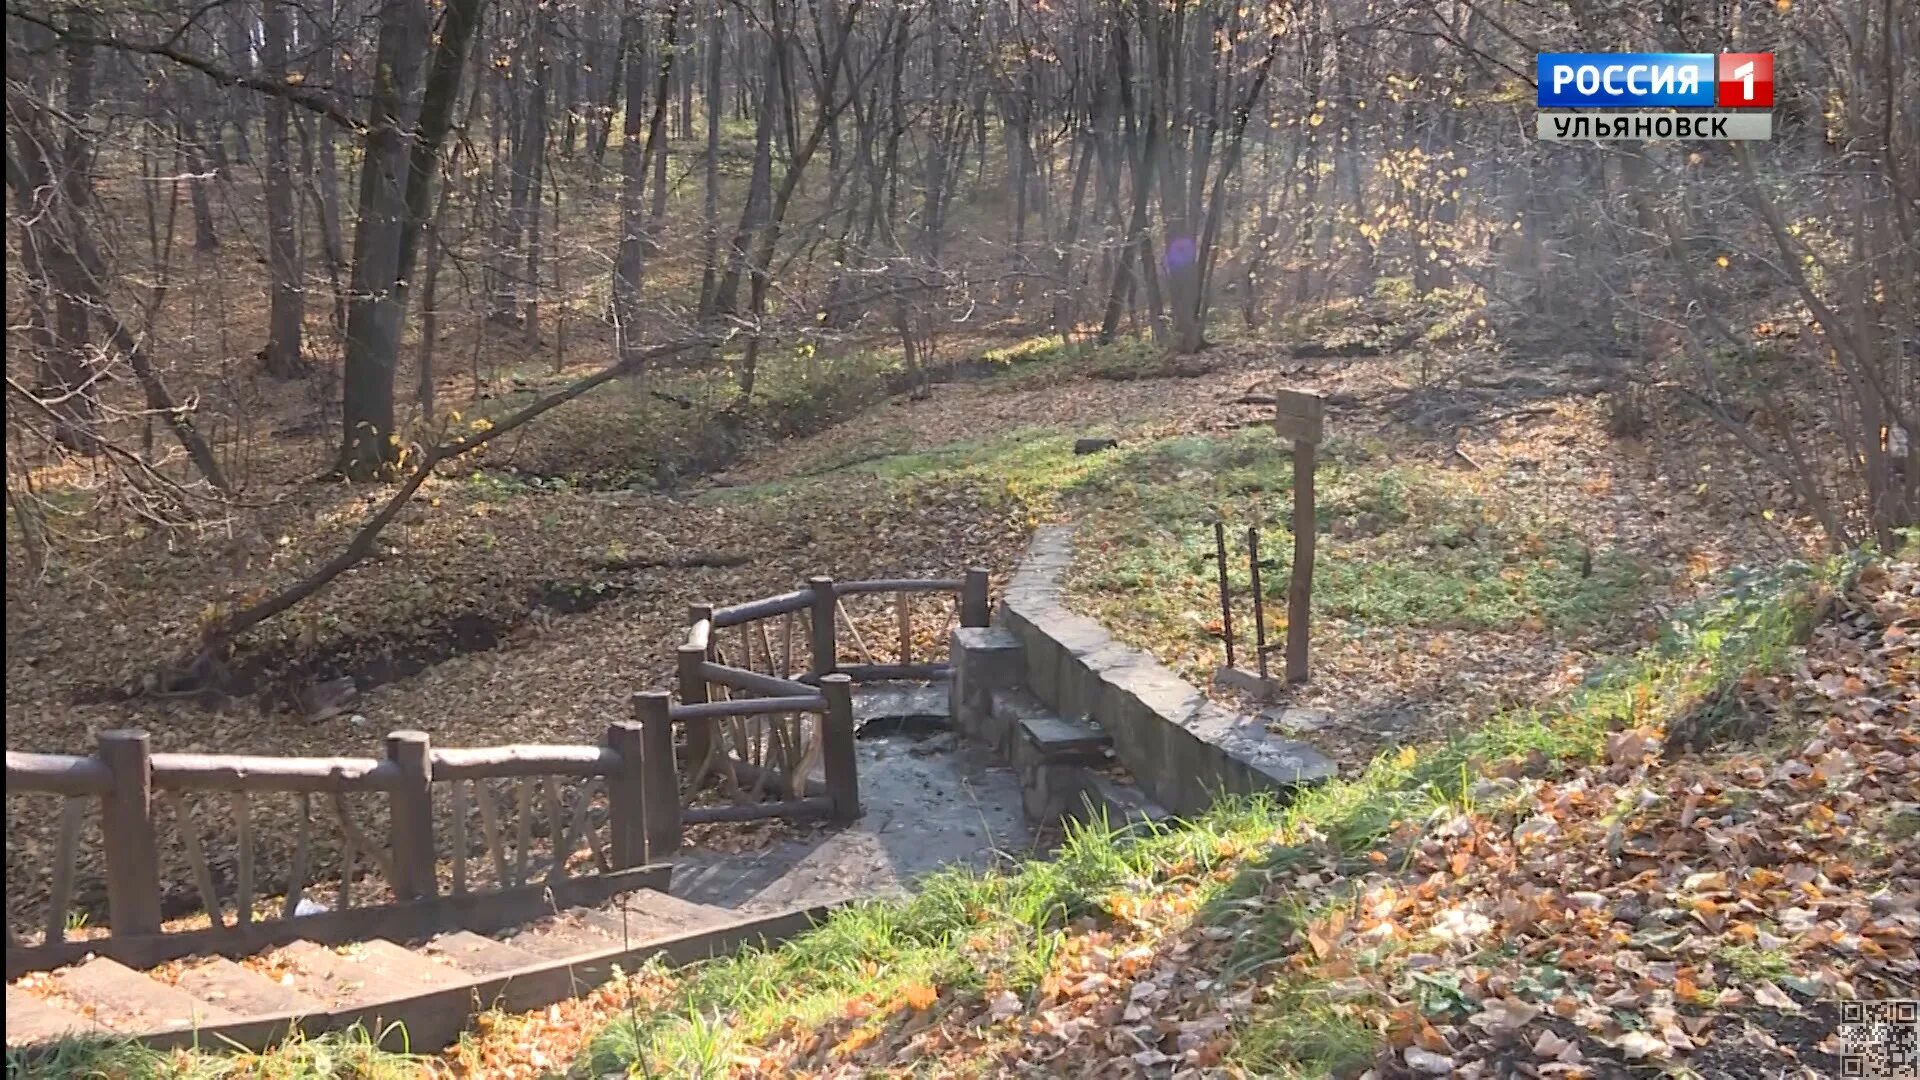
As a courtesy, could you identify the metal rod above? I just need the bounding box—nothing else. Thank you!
[1248,526,1269,680]
[1213,521,1236,669]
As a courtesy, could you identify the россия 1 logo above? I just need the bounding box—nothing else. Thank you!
[1537,53,1718,108]
[1535,51,1775,141]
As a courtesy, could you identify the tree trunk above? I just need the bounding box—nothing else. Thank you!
[259,0,308,378]
[698,1,724,314]
[336,0,486,479]
[337,0,430,479]
[615,1,680,363]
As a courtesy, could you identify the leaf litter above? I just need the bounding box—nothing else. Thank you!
[450,554,1912,1078]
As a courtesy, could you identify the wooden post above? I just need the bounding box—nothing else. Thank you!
[819,675,860,822]
[98,730,162,936]
[1272,389,1324,685]
[633,692,682,859]
[807,575,837,675]
[1247,527,1269,680]
[896,593,913,665]
[385,731,436,901]
[678,607,714,773]
[1213,521,1236,669]
[604,720,648,869]
[1287,441,1316,684]
[960,568,991,627]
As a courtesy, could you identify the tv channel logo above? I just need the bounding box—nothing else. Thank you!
[1537,53,1773,109]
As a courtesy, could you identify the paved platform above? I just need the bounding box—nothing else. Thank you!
[669,683,1031,914]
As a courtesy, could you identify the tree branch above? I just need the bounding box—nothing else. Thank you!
[181,336,713,686]
[6,6,368,133]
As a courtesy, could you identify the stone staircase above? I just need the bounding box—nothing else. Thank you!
[952,528,1337,829]
[3,888,803,1053]
[992,688,1169,831]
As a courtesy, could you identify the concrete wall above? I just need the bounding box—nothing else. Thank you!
[997,526,1335,817]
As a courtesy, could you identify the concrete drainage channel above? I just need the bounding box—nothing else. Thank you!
[950,525,1337,835]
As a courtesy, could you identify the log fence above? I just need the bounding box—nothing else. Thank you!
[652,569,991,857]
[5,725,668,977]
[4,568,994,976]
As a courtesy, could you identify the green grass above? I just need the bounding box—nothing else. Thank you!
[742,423,1655,675]
[1716,944,1794,983]
[584,800,1299,1076]
[574,552,1842,1076]
[5,1024,428,1080]
[1070,427,1652,642]
[1228,981,1382,1079]
[708,424,1658,674]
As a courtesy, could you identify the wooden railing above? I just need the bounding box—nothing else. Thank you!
[3,570,995,974]
[4,724,671,976]
[652,570,993,854]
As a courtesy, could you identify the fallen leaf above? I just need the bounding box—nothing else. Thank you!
[1609,1030,1672,1061]
[1405,1045,1456,1074]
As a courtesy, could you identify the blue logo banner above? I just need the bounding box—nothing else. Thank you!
[1536,53,1716,108]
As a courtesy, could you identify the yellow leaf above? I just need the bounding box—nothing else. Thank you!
[902,983,938,1011]
[1716,256,1730,268]
[1308,113,1325,128]
[831,1027,877,1057]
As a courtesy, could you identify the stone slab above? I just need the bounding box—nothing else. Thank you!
[1017,713,1111,758]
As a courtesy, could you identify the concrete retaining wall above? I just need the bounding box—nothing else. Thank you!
[998,526,1335,816]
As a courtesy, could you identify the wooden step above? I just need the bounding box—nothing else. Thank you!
[51,956,240,1034]
[275,938,461,1007]
[612,889,740,935]
[572,897,736,946]
[422,930,544,977]
[5,984,97,1046]
[172,956,323,1019]
[505,913,618,960]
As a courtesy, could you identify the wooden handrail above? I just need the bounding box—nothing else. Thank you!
[710,589,811,628]
[832,577,965,597]
[670,695,826,722]
[430,745,619,781]
[150,754,399,793]
[695,660,816,699]
[6,751,111,796]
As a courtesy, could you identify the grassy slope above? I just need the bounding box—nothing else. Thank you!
[566,546,1892,1078]
[14,515,1872,1080]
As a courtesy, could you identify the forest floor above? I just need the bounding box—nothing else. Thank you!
[529,551,1912,1080]
[4,289,1825,937]
[25,543,1913,1079]
[13,284,1907,1080]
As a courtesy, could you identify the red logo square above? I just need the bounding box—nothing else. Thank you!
[1717,53,1774,108]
